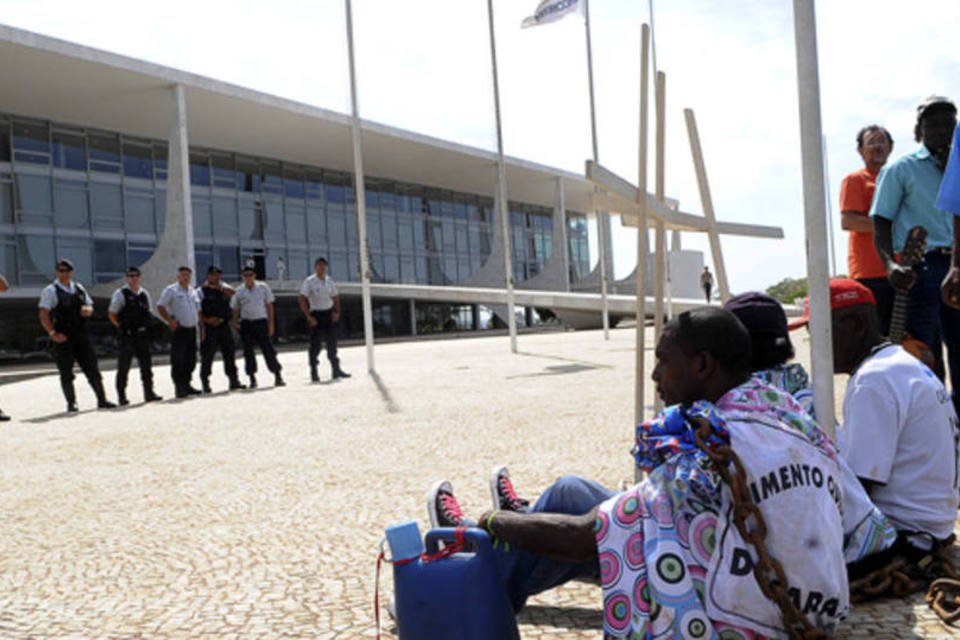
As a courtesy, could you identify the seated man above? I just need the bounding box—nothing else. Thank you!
[722,291,897,565]
[792,279,959,583]
[429,308,848,638]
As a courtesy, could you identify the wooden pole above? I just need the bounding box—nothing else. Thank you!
[684,108,731,303]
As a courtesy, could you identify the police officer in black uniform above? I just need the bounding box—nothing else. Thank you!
[38,258,116,412]
[199,265,244,393]
[108,266,162,406]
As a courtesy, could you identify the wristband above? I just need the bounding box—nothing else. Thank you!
[484,511,499,536]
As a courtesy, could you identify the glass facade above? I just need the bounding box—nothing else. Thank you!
[0,111,583,290]
[567,214,590,282]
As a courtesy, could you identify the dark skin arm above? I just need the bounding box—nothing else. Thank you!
[873,217,916,291]
[477,507,598,563]
[943,216,960,309]
[841,211,875,233]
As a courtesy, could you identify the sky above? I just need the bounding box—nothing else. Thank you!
[2,0,958,293]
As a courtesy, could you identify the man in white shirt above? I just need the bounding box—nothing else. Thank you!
[792,278,959,586]
[38,258,116,413]
[231,265,284,389]
[108,266,162,405]
[157,266,202,399]
[298,257,350,383]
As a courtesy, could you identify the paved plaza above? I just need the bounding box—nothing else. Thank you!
[1,327,958,638]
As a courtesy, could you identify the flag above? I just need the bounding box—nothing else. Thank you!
[521,0,582,29]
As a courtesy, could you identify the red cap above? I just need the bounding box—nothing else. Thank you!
[787,278,876,330]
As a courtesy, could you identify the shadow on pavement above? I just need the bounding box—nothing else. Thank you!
[517,351,613,370]
[517,604,602,630]
[371,371,399,414]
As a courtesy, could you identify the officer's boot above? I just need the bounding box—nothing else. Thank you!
[310,365,320,384]
[249,374,257,389]
[117,388,130,407]
[228,377,246,391]
[201,376,212,394]
[92,379,117,409]
[331,358,351,379]
[143,383,163,403]
[62,380,79,413]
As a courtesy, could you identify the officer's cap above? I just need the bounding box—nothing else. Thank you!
[55,258,75,272]
[126,266,142,276]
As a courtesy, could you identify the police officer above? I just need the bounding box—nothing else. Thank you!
[231,265,284,389]
[108,266,162,405]
[199,266,244,393]
[38,258,116,412]
[157,265,202,399]
[0,272,10,421]
[298,257,350,383]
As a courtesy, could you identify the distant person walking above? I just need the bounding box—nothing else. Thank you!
[199,265,244,393]
[841,124,894,334]
[872,95,960,413]
[157,266,202,399]
[38,258,116,412]
[699,266,713,303]
[108,266,162,406]
[0,272,9,421]
[298,257,350,383]
[231,265,284,389]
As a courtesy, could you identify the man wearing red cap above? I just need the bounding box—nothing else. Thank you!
[794,279,959,587]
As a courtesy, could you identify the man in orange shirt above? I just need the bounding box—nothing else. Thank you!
[841,125,894,333]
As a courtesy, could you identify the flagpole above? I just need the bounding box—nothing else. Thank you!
[344,0,375,373]
[584,0,610,339]
[486,0,519,353]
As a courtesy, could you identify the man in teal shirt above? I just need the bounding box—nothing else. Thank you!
[871,95,959,414]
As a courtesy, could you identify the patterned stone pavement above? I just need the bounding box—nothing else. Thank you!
[0,327,958,638]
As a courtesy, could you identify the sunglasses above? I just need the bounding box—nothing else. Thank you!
[56,268,72,273]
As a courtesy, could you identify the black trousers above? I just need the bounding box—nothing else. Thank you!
[170,326,197,392]
[856,276,894,337]
[308,310,340,371]
[116,329,154,395]
[239,319,281,376]
[702,284,712,303]
[200,322,239,383]
[54,330,105,404]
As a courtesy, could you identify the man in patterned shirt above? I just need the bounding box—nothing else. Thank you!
[427,308,847,638]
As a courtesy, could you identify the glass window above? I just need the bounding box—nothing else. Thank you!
[0,124,10,162]
[153,143,168,181]
[467,222,481,255]
[383,254,399,283]
[212,196,239,239]
[16,174,53,221]
[52,131,86,171]
[263,198,284,241]
[325,183,345,204]
[306,203,325,244]
[194,244,214,275]
[327,207,346,248]
[367,211,382,250]
[239,199,263,241]
[305,171,324,200]
[455,222,468,255]
[399,256,415,284]
[284,167,304,198]
[88,132,120,173]
[415,255,428,284]
[11,120,49,164]
[53,180,89,229]
[123,143,153,179]
[90,182,123,231]
[155,189,166,233]
[237,156,259,193]
[127,242,156,270]
[0,178,13,224]
[346,205,358,246]
[192,197,212,238]
[93,239,126,283]
[398,218,414,251]
[216,245,240,280]
[211,154,237,189]
[329,251,347,280]
[286,202,306,242]
[18,235,55,285]
[444,256,457,283]
[413,217,426,251]
[287,250,309,280]
[57,237,93,285]
[261,162,283,194]
[428,221,442,253]
[189,153,210,186]
[125,190,155,235]
[442,220,456,253]
[265,246,286,279]
[382,211,398,249]
[458,258,470,282]
[0,239,16,286]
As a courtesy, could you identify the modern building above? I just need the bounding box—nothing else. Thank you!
[0,25,707,358]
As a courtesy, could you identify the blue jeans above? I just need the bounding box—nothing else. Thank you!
[493,476,615,612]
[905,251,960,414]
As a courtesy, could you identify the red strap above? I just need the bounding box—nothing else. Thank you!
[420,526,468,563]
[375,550,384,640]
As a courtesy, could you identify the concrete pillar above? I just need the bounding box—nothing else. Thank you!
[409,299,417,336]
[524,306,534,328]
[471,304,480,331]
[140,84,195,302]
[555,176,571,292]
[671,230,681,251]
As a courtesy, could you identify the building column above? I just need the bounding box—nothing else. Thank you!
[140,83,195,301]
[471,304,480,331]
[555,176,570,292]
[409,299,417,336]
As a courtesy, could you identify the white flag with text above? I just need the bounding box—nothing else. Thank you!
[521,0,582,29]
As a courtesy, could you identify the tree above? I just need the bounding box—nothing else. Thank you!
[766,277,808,305]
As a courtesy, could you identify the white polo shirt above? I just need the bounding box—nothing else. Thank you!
[157,283,200,328]
[230,281,275,321]
[299,274,338,311]
[839,344,960,540]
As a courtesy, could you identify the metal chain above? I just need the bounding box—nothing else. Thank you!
[691,417,826,640]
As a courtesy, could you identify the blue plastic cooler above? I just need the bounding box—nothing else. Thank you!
[387,524,520,640]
